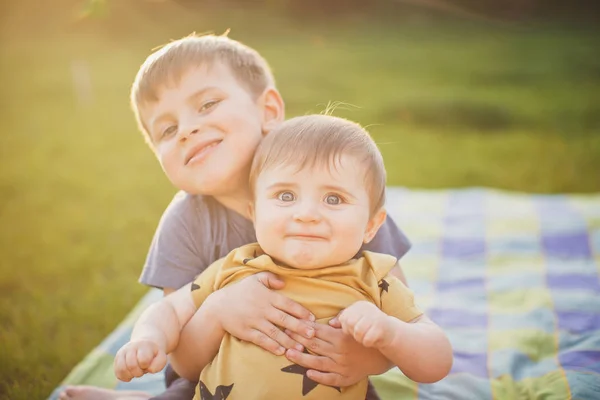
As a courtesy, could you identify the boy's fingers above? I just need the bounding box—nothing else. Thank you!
[271,293,314,322]
[311,322,344,344]
[256,320,298,351]
[306,370,346,388]
[284,329,333,355]
[147,350,167,373]
[285,348,337,374]
[254,271,285,290]
[249,328,286,356]
[269,309,315,340]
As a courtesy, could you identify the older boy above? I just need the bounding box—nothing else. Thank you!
[61,34,413,400]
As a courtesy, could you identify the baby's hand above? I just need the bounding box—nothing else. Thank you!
[114,339,167,382]
[338,301,393,349]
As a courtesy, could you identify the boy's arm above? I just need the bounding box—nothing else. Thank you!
[138,193,228,380]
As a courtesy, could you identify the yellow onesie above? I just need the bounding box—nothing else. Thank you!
[190,243,422,400]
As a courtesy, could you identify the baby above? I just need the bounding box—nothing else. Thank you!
[114,114,452,400]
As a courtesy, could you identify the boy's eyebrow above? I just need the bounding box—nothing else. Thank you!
[148,87,220,134]
[187,87,220,104]
[149,112,175,133]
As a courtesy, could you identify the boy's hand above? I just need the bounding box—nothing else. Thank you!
[338,301,393,349]
[204,271,316,356]
[114,340,167,382]
[283,319,392,387]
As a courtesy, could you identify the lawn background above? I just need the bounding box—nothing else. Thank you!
[0,0,599,398]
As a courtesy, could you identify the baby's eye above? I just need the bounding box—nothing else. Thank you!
[200,100,219,112]
[277,191,295,202]
[162,125,177,138]
[325,194,342,205]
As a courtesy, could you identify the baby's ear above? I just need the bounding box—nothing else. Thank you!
[247,202,255,221]
[260,88,284,135]
[364,209,387,244]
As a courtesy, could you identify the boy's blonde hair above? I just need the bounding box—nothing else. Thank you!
[131,33,275,144]
[250,114,387,214]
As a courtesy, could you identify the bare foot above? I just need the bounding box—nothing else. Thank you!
[59,386,152,400]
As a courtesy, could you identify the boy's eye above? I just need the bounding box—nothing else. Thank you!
[277,191,295,202]
[200,100,219,112]
[325,194,342,205]
[162,125,177,138]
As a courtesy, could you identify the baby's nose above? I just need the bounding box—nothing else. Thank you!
[293,202,321,222]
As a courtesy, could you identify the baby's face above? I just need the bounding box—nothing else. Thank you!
[252,154,382,269]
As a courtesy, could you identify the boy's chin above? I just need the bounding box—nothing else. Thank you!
[179,178,230,196]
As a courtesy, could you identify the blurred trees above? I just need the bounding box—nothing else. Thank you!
[173,0,600,22]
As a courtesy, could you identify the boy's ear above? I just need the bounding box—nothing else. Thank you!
[260,88,284,135]
[363,209,387,244]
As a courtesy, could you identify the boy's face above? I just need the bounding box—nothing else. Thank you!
[141,62,269,196]
[252,154,385,269]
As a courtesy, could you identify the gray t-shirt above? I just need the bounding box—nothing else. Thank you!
[140,191,412,290]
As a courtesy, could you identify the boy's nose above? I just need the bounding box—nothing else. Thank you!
[178,126,199,142]
[177,113,203,141]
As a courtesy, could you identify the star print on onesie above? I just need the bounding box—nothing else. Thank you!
[281,354,341,395]
[188,243,423,399]
[198,381,233,400]
[378,279,389,292]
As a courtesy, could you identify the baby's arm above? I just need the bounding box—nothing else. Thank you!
[381,314,452,382]
[116,259,223,382]
[114,284,198,382]
[338,276,452,383]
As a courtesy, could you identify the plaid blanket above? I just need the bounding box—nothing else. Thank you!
[48,188,600,400]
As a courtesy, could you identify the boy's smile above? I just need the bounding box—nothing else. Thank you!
[185,139,222,166]
[252,154,385,269]
[141,62,267,198]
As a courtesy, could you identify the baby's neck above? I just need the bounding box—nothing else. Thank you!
[269,255,348,271]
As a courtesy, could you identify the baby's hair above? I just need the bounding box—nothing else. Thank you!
[250,114,386,214]
[131,33,275,145]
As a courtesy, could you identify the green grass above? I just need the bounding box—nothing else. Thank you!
[1,1,599,398]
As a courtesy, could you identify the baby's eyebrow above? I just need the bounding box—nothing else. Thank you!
[266,182,298,191]
[321,185,355,198]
